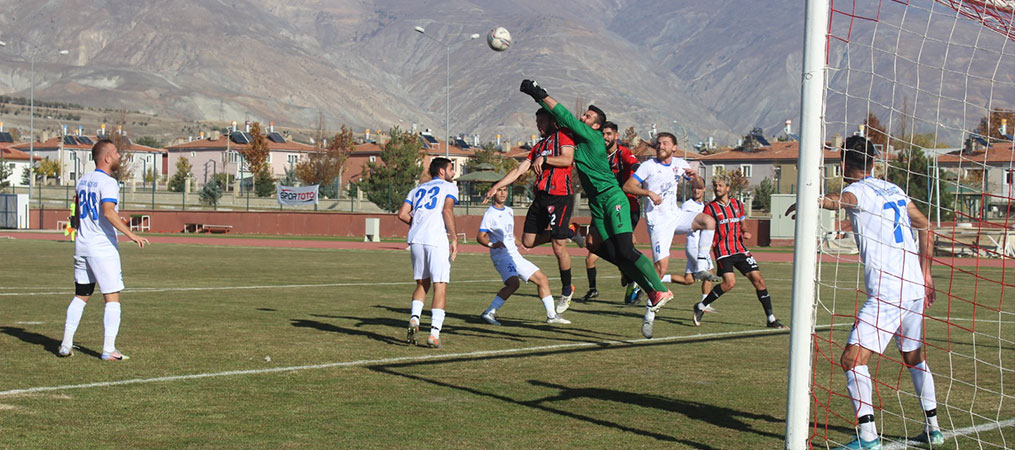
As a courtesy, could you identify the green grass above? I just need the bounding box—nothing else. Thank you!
[0,240,1011,448]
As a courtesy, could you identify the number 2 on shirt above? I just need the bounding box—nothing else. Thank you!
[413,186,441,210]
[882,199,907,243]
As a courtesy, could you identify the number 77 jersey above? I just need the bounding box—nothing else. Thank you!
[842,176,925,304]
[74,169,121,257]
[404,178,459,246]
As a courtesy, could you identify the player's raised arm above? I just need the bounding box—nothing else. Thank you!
[101,201,148,248]
[485,159,531,203]
[520,80,596,144]
[907,200,935,307]
[542,144,574,167]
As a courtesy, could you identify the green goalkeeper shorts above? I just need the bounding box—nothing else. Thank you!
[588,187,633,241]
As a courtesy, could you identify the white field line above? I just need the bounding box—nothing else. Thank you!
[881,419,1016,450]
[0,325,813,397]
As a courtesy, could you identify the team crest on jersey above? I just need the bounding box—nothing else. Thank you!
[547,205,555,214]
[615,205,622,212]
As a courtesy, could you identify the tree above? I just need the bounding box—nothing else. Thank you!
[0,160,12,191]
[864,113,889,151]
[752,177,775,212]
[135,136,161,148]
[295,125,355,198]
[36,159,62,181]
[728,169,750,195]
[241,122,271,194]
[254,165,275,197]
[352,127,424,212]
[973,109,1015,140]
[168,157,193,192]
[886,146,954,219]
[198,179,223,206]
[465,142,517,175]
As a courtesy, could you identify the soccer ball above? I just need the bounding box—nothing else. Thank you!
[487,27,511,52]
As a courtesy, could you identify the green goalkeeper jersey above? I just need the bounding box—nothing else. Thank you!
[542,102,620,197]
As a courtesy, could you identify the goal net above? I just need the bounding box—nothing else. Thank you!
[799,0,1015,448]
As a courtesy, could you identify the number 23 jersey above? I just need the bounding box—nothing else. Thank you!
[843,177,924,303]
[404,178,459,246]
[75,169,121,257]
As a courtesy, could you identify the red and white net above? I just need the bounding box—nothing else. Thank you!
[809,0,1014,448]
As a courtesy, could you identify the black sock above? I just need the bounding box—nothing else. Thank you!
[586,267,597,290]
[756,289,773,316]
[561,269,572,295]
[702,284,725,306]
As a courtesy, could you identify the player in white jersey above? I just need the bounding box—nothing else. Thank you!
[397,157,459,349]
[58,139,149,361]
[477,186,570,325]
[662,179,716,310]
[815,136,942,449]
[623,132,721,284]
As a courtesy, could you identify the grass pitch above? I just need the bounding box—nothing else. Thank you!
[0,239,1011,448]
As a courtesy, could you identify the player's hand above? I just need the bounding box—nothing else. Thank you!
[520,79,548,102]
[923,272,936,308]
[649,192,662,205]
[743,231,752,240]
[491,241,506,249]
[132,235,150,248]
[482,188,496,204]
[532,156,545,177]
[683,167,697,179]
[449,240,458,262]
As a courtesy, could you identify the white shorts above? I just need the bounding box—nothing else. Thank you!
[647,210,697,262]
[73,254,124,294]
[491,251,540,283]
[847,297,925,353]
[410,243,451,283]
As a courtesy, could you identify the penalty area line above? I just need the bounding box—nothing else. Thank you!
[0,325,802,397]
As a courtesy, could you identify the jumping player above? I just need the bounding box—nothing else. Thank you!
[691,174,786,330]
[58,139,150,361]
[519,79,673,324]
[485,108,582,313]
[581,121,641,303]
[477,186,571,325]
[818,136,942,449]
[397,157,459,349]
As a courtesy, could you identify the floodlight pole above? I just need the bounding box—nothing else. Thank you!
[414,27,479,159]
[784,0,828,448]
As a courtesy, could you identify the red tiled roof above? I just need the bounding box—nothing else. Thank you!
[937,142,1014,165]
[12,136,164,153]
[694,141,839,163]
[166,135,319,153]
[1,147,41,161]
[350,140,474,157]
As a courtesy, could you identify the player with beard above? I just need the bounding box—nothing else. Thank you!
[58,139,150,361]
[519,79,674,324]
[485,109,583,314]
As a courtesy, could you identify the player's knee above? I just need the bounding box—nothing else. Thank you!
[721,278,736,291]
[840,345,869,369]
[504,277,521,291]
[75,283,96,297]
[901,348,924,366]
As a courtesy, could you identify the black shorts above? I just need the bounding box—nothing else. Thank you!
[717,253,760,276]
[524,191,574,239]
[630,209,640,229]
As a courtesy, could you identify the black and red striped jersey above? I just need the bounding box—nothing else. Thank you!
[704,198,749,258]
[608,145,639,212]
[527,130,575,196]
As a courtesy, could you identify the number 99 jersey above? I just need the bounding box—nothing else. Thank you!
[404,178,459,246]
[843,177,924,304]
[74,169,121,257]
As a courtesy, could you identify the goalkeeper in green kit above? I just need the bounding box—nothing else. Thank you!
[520,79,674,318]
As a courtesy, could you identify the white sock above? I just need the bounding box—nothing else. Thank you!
[700,294,708,302]
[410,300,424,321]
[660,274,672,283]
[695,301,706,311]
[61,297,87,349]
[540,296,556,318]
[909,361,940,430]
[767,314,776,323]
[697,229,715,267]
[486,296,507,314]
[846,365,877,441]
[102,302,122,354]
[430,308,445,337]
[644,306,656,322]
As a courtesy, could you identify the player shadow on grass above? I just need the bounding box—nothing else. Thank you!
[290,318,406,346]
[370,305,629,341]
[0,326,102,358]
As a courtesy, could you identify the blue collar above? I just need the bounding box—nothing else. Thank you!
[95,169,109,175]
[492,205,506,210]
[655,158,671,167]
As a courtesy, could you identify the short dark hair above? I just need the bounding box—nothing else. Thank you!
[656,132,677,146]
[602,121,618,132]
[535,108,551,118]
[842,135,877,171]
[429,157,453,177]
[91,139,116,162]
[587,105,606,129]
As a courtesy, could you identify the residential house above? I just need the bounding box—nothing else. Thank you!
[165,125,319,186]
[936,142,1015,214]
[694,141,841,195]
[0,146,42,187]
[11,131,163,185]
[343,133,473,189]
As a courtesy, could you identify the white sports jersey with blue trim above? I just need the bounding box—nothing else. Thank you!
[632,157,691,225]
[74,170,121,257]
[405,178,459,246]
[479,205,519,255]
[843,177,925,303]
